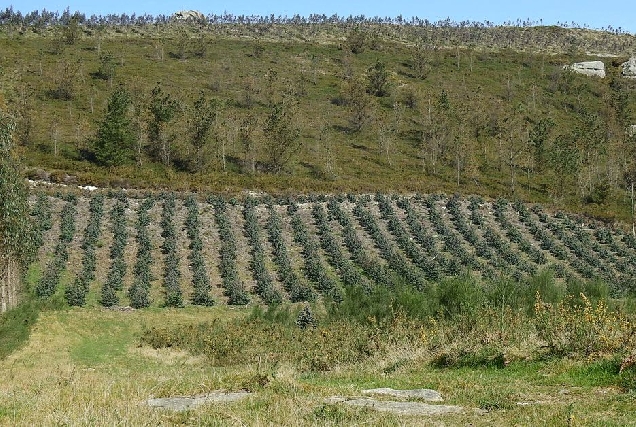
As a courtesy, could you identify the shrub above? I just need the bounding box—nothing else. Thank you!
[437,274,484,320]
[533,292,632,358]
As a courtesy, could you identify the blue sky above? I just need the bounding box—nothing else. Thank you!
[9,1,636,33]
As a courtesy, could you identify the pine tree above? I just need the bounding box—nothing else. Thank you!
[93,86,134,167]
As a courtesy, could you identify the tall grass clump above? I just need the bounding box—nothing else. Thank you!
[140,271,636,383]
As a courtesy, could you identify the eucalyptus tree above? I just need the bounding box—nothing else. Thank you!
[1,114,37,312]
[148,84,179,166]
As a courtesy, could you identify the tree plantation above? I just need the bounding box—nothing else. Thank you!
[27,190,636,308]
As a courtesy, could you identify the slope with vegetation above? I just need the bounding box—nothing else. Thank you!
[0,9,635,222]
[2,10,636,424]
[25,190,636,308]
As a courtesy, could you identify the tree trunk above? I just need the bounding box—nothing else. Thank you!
[1,257,18,314]
[1,258,6,313]
[632,181,636,236]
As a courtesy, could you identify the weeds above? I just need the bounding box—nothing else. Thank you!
[140,273,636,397]
[534,292,634,359]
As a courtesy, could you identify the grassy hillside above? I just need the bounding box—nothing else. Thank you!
[3,14,636,424]
[1,16,636,224]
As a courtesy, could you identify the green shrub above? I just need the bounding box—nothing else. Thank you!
[296,305,317,329]
[437,274,484,319]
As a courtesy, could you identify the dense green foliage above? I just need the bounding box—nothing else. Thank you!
[92,87,134,167]
[0,114,37,272]
[29,192,53,252]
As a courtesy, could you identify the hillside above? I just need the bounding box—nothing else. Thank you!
[29,189,636,308]
[4,13,636,425]
[2,186,631,425]
[1,13,636,224]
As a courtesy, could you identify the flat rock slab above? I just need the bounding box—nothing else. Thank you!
[148,391,251,411]
[327,397,466,416]
[362,388,443,402]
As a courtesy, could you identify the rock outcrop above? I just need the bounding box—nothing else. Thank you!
[622,57,636,79]
[362,388,444,401]
[327,397,471,416]
[147,391,251,411]
[564,61,605,78]
[327,387,486,416]
[172,10,205,22]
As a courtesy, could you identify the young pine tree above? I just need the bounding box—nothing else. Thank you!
[93,86,135,167]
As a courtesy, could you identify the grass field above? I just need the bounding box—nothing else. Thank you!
[1,303,635,426]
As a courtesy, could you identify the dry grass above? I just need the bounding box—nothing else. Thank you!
[1,304,635,426]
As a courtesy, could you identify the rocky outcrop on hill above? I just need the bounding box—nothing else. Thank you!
[172,10,205,22]
[564,61,605,78]
[622,57,636,78]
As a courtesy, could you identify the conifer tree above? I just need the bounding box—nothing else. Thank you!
[93,86,134,167]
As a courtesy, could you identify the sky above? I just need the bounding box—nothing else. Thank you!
[9,1,636,33]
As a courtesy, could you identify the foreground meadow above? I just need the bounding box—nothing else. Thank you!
[1,297,635,426]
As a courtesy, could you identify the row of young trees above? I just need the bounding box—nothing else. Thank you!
[35,194,77,298]
[2,7,630,31]
[265,204,314,302]
[66,194,104,306]
[184,195,214,306]
[101,194,128,306]
[210,196,250,304]
[128,197,154,308]
[160,193,183,307]
[2,7,633,48]
[311,203,371,290]
[24,191,636,307]
[289,203,341,301]
[243,197,281,304]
